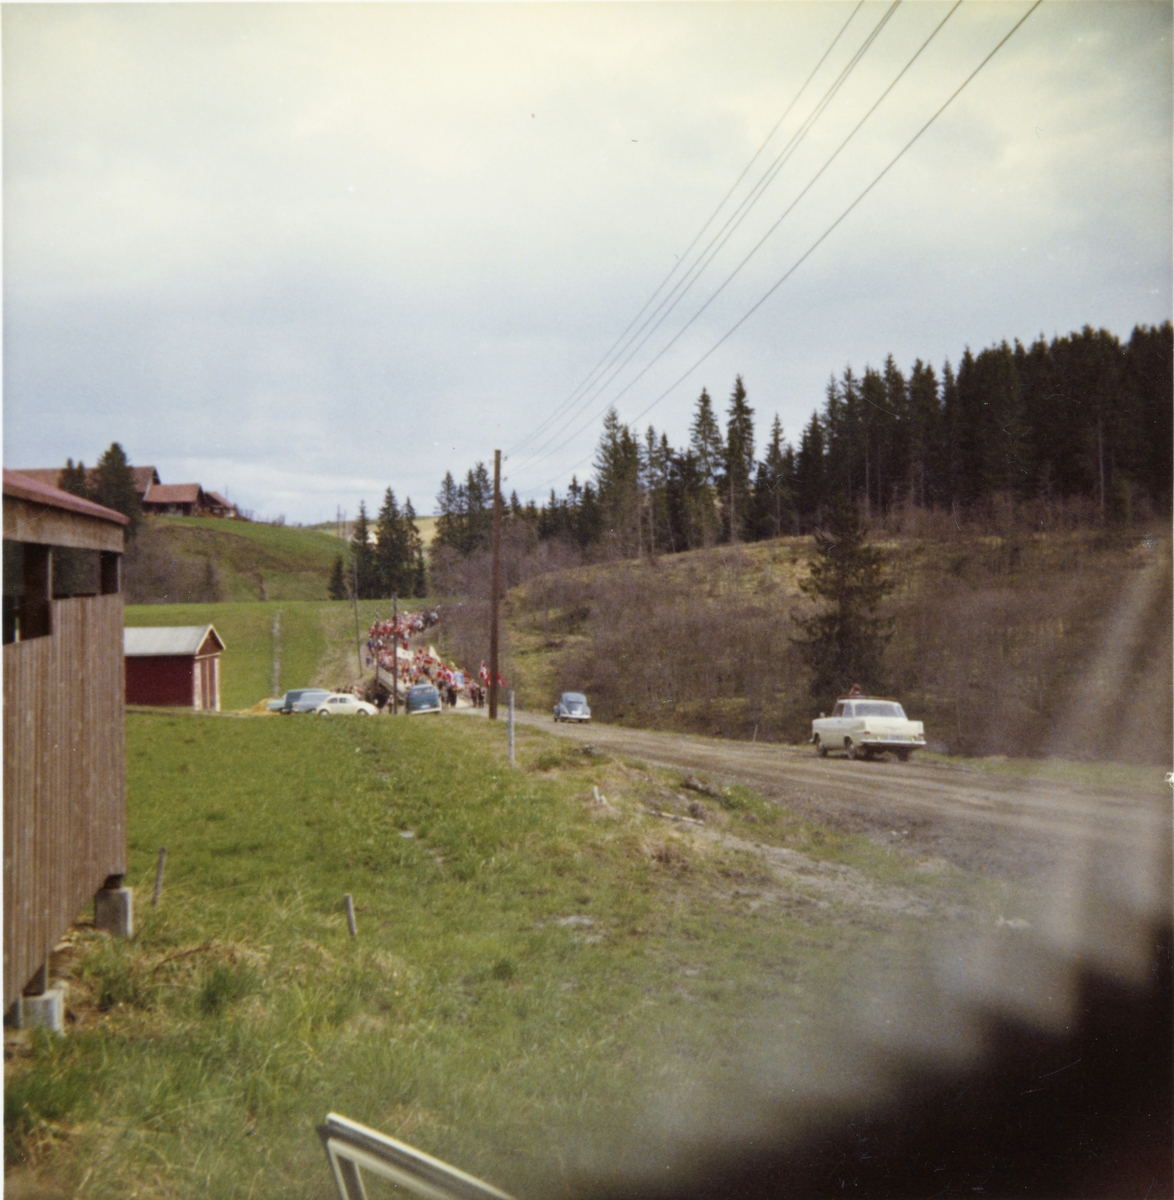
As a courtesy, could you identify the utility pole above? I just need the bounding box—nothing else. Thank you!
[489,449,502,721]
[352,556,362,681]
[391,593,398,715]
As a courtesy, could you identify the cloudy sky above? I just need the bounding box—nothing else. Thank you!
[4,2,1170,524]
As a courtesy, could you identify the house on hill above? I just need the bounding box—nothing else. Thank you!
[124,624,225,711]
[3,469,132,1025]
[203,490,239,519]
[18,466,241,519]
[140,482,206,517]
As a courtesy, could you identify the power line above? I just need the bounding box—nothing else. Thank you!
[524,0,1043,497]
[511,2,902,472]
[524,0,962,476]
[504,2,866,459]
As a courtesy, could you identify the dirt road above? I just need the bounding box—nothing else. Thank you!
[513,710,1169,886]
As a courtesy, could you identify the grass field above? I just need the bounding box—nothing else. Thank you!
[148,518,345,603]
[4,712,987,1200]
[124,599,409,710]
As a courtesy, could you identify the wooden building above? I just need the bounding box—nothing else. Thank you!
[3,469,129,1013]
[124,625,225,711]
[140,482,206,517]
[16,465,160,502]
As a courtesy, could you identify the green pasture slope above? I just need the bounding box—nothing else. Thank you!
[151,517,342,602]
[124,599,400,709]
[3,713,988,1200]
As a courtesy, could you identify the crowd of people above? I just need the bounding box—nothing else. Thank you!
[364,609,505,708]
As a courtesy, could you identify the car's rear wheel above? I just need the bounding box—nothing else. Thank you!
[895,749,910,762]
[358,710,370,716]
[846,738,858,760]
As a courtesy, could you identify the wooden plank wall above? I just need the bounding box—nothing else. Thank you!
[3,593,127,1009]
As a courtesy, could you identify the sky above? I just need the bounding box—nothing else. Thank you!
[3,1,1171,525]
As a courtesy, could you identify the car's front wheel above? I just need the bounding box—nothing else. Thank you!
[846,738,858,760]
[319,710,331,717]
[814,736,827,757]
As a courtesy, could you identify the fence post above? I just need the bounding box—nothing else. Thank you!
[344,894,357,938]
[152,847,167,906]
[508,691,515,767]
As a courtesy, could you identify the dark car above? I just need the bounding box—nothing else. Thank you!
[553,692,591,722]
[406,684,442,715]
[281,688,331,714]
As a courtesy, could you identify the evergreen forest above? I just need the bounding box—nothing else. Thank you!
[433,322,1172,560]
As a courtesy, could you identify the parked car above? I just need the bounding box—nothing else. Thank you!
[406,683,442,715]
[553,692,591,723]
[811,697,925,761]
[281,688,331,714]
[314,693,378,717]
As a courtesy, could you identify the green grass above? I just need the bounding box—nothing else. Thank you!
[5,713,982,1200]
[150,517,345,602]
[124,599,411,710]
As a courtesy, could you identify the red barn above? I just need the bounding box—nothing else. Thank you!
[124,624,225,710]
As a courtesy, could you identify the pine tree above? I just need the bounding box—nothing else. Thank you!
[375,487,413,596]
[723,375,755,541]
[328,554,349,600]
[689,388,724,486]
[434,472,463,553]
[403,497,428,597]
[594,408,640,554]
[92,443,142,537]
[350,501,375,598]
[687,389,723,544]
[794,411,826,523]
[751,414,793,538]
[792,496,892,703]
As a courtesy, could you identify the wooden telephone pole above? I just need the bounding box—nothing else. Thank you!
[489,449,502,721]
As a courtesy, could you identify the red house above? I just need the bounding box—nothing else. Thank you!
[124,625,225,711]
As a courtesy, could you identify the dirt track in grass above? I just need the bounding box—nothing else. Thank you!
[490,709,1169,887]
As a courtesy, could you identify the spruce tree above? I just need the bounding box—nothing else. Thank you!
[687,389,723,544]
[328,554,349,600]
[59,458,92,501]
[724,375,755,541]
[403,498,428,597]
[92,443,142,537]
[751,414,792,538]
[350,501,375,598]
[689,388,724,486]
[791,496,892,703]
[375,487,412,596]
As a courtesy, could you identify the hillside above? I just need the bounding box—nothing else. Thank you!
[465,526,1173,764]
[124,517,344,603]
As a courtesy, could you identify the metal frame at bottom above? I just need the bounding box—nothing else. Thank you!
[317,1112,515,1200]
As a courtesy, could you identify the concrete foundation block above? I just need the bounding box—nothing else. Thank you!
[95,886,134,937]
[18,983,67,1033]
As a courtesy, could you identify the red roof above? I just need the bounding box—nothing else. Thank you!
[143,483,203,505]
[3,469,129,525]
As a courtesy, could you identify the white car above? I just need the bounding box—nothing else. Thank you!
[811,697,925,761]
[314,693,378,717]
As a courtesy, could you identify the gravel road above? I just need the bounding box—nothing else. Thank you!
[517,711,1168,880]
